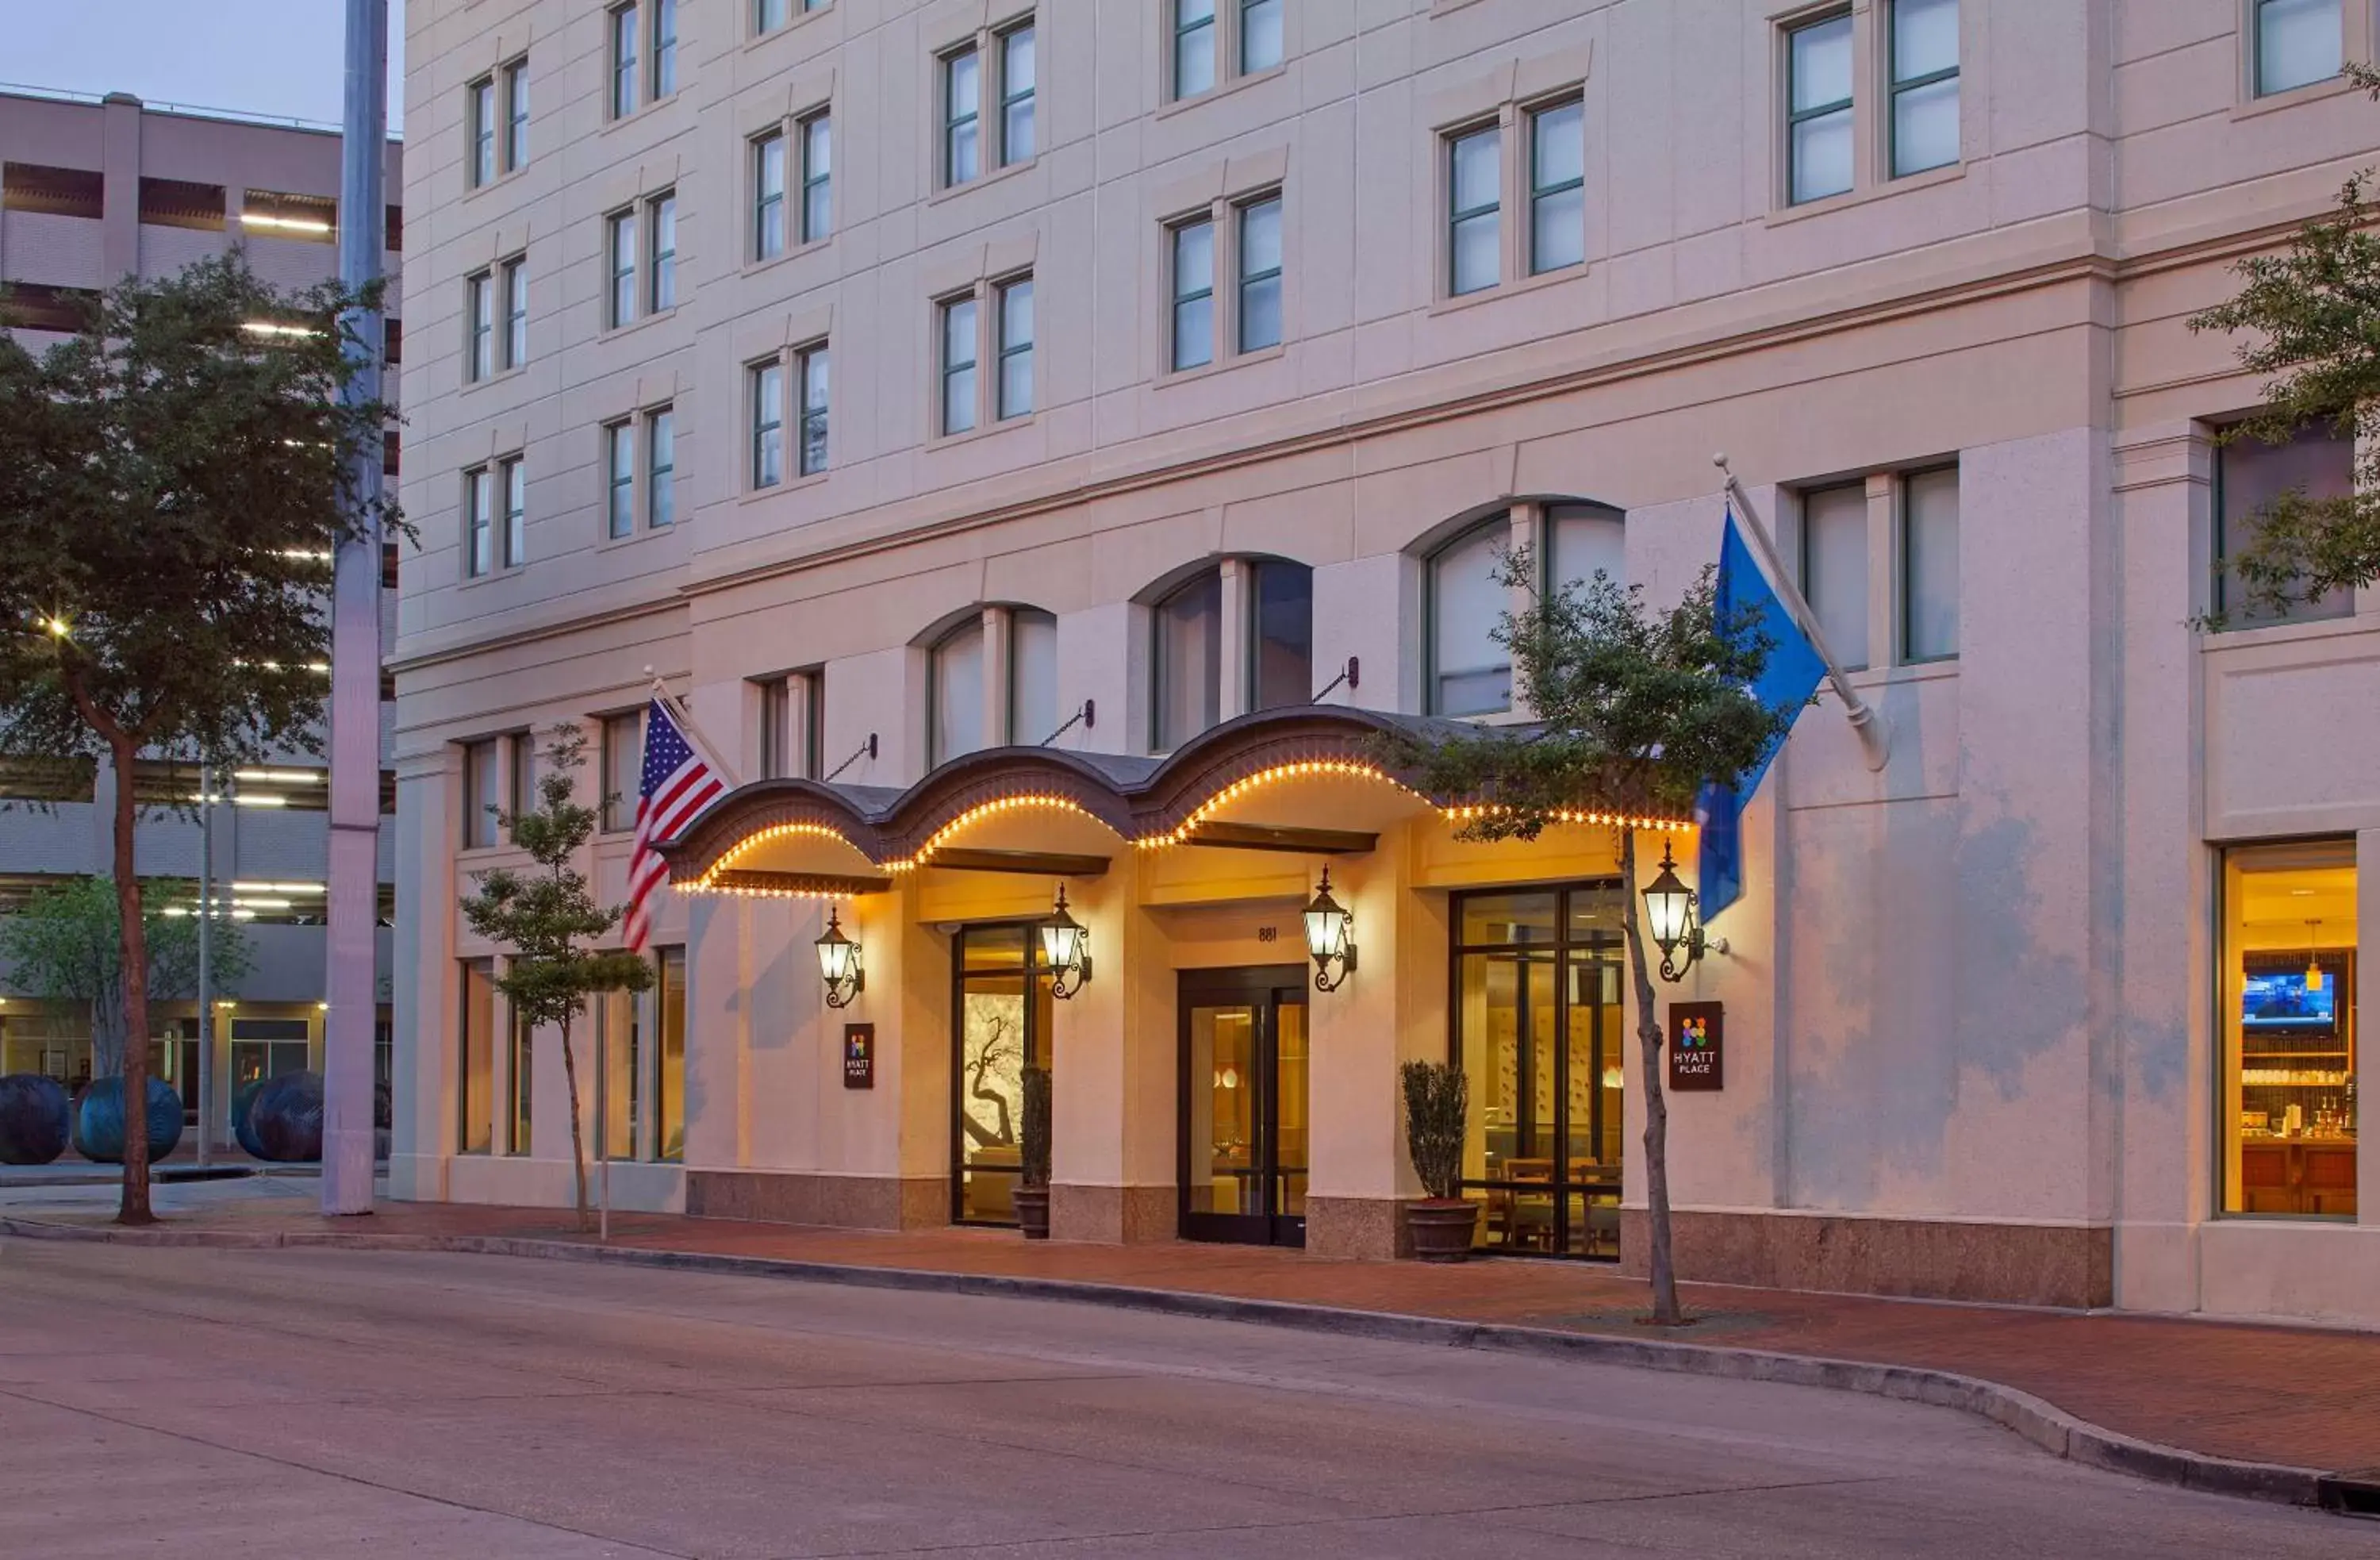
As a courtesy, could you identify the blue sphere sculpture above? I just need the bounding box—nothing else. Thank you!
[247,1070,324,1162]
[74,1076,184,1164]
[0,1074,71,1165]
[231,1078,269,1158]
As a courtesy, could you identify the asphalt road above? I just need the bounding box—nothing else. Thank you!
[0,1243,2365,1558]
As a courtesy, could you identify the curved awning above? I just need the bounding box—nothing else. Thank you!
[658,705,1691,897]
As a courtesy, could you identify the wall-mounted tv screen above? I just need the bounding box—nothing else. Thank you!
[2242,970,2337,1032]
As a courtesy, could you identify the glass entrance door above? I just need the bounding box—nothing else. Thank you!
[1179,966,1308,1247]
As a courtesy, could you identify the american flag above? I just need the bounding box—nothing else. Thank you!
[624,696,724,952]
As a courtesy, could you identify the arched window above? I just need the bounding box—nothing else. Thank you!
[1249,559,1312,712]
[930,617,987,766]
[1151,570,1223,751]
[1545,502,1624,595]
[1009,608,1059,744]
[1428,520,1511,717]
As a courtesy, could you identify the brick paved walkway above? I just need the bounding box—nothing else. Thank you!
[18,1194,2379,1477]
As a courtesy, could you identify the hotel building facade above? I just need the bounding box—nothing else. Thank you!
[393,0,2380,1328]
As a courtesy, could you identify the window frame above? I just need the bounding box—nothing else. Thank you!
[501,254,528,370]
[650,0,678,102]
[2251,0,2346,99]
[464,267,494,382]
[1784,9,1856,206]
[800,110,832,244]
[606,208,638,330]
[997,20,1037,167]
[599,711,644,836]
[1174,0,1217,100]
[1446,122,1502,298]
[928,615,992,768]
[467,75,497,188]
[608,2,639,120]
[1239,0,1284,76]
[1147,569,1226,752]
[1234,194,1283,355]
[1169,215,1216,371]
[463,464,495,578]
[798,342,831,475]
[1897,463,1960,664]
[996,275,1035,421]
[750,358,785,489]
[1424,517,1516,719]
[500,454,526,569]
[647,405,676,528]
[939,293,981,436]
[1885,0,1960,179]
[1526,98,1586,276]
[942,43,982,188]
[1796,478,1871,674]
[463,739,501,848]
[647,189,678,313]
[605,420,637,540]
[502,57,529,171]
[753,129,789,261]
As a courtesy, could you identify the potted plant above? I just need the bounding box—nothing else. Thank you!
[1399,1060,1476,1261]
[1014,1065,1052,1240]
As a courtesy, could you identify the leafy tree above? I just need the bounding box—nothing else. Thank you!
[2187,63,2380,622]
[1380,551,1796,1325]
[460,726,654,1232]
[0,876,253,1079]
[0,255,397,1222]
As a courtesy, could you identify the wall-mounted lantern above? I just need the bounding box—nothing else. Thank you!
[816,905,865,1008]
[1641,839,1714,984]
[1303,867,1357,992]
[1041,884,1092,999]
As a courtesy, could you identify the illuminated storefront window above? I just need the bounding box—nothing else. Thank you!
[953,924,1054,1224]
[2221,840,2357,1218]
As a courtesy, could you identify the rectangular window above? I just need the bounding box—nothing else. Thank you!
[466,270,493,381]
[801,113,831,242]
[505,1002,532,1155]
[649,190,677,311]
[1800,482,1869,671]
[1900,467,1958,662]
[758,676,793,778]
[601,712,643,834]
[2221,840,2357,1218]
[2256,0,2344,97]
[1449,125,1500,296]
[756,0,787,32]
[657,945,687,1162]
[1529,100,1585,274]
[610,2,639,118]
[647,408,675,527]
[1787,13,1855,204]
[752,361,785,486]
[606,421,636,540]
[599,987,643,1160]
[1242,0,1284,74]
[946,47,981,186]
[1000,23,1036,165]
[468,77,496,187]
[942,296,979,434]
[459,959,495,1154]
[1176,0,1216,98]
[800,344,830,475]
[2217,421,2356,624]
[504,59,529,171]
[464,466,494,578]
[754,131,787,260]
[608,210,637,329]
[463,737,500,849]
[1250,560,1312,711]
[501,455,526,568]
[1172,218,1215,371]
[1888,0,1960,176]
[508,730,535,824]
[1237,196,1282,353]
[651,0,678,99]
[1152,571,1223,751]
[501,256,527,369]
[997,277,1034,421]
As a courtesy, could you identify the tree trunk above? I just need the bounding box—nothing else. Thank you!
[108,732,155,1225]
[559,1016,590,1234]
[1618,829,1680,1324]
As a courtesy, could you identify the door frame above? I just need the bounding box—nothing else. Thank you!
[1177,964,1310,1247]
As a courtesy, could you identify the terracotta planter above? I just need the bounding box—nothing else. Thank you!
[1013,1185,1051,1240]
[1403,1198,1480,1262]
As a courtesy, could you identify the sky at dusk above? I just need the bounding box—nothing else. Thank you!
[4,1,408,133]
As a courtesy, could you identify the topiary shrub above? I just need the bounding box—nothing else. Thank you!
[1399,1059,1467,1202]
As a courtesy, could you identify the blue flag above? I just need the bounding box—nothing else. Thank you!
[1695,510,1826,920]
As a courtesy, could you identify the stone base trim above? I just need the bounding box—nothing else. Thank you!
[1304,1196,1411,1259]
[1622,1208,2113,1309]
[686,1170,946,1232]
[1050,1183,1176,1243]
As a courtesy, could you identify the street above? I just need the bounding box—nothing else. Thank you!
[0,1242,2363,1558]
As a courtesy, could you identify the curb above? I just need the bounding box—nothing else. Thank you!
[0,1215,2330,1509]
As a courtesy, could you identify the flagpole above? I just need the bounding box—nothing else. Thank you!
[1713,455,1890,772]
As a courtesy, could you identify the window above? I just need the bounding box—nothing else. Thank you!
[651,0,678,100]
[465,269,493,381]
[997,277,1034,420]
[507,730,535,825]
[506,1001,533,1155]
[501,256,527,369]
[1171,218,1215,371]
[635,192,671,313]
[606,421,636,540]
[1529,101,1584,274]
[501,455,526,568]
[1242,0,1283,73]
[1900,467,1958,661]
[1012,609,1059,743]
[468,77,496,187]
[931,616,988,766]
[657,945,687,1162]
[1176,0,1216,98]
[751,360,785,487]
[1237,196,1282,353]
[1800,482,1869,671]
[800,344,831,475]
[1429,522,1511,717]
[754,131,787,259]
[945,46,982,186]
[758,670,823,779]
[464,466,495,578]
[609,2,639,118]
[954,922,1056,1224]
[1787,13,1855,204]
[1547,503,1625,594]
[2217,421,2356,624]
[756,0,788,32]
[2255,0,2343,97]
[941,296,979,435]
[1249,560,1311,712]
[601,712,643,833]
[463,738,501,848]
[607,209,637,329]
[1173,0,1281,100]
[137,177,225,232]
[801,113,831,242]
[1151,571,1223,751]
[1888,0,1959,176]
[1449,125,1500,296]
[459,959,496,1154]
[1000,22,1036,165]
[647,408,675,528]
[2221,840,2357,1218]
[503,59,529,171]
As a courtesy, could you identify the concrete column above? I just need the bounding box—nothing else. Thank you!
[98,94,140,284]
[1050,854,1175,1242]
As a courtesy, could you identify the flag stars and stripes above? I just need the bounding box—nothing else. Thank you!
[625,697,724,951]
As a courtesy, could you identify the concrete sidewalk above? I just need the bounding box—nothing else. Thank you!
[6,1190,2375,1500]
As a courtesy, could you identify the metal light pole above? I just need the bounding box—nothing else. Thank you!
[321,0,388,1216]
[196,762,213,1169]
